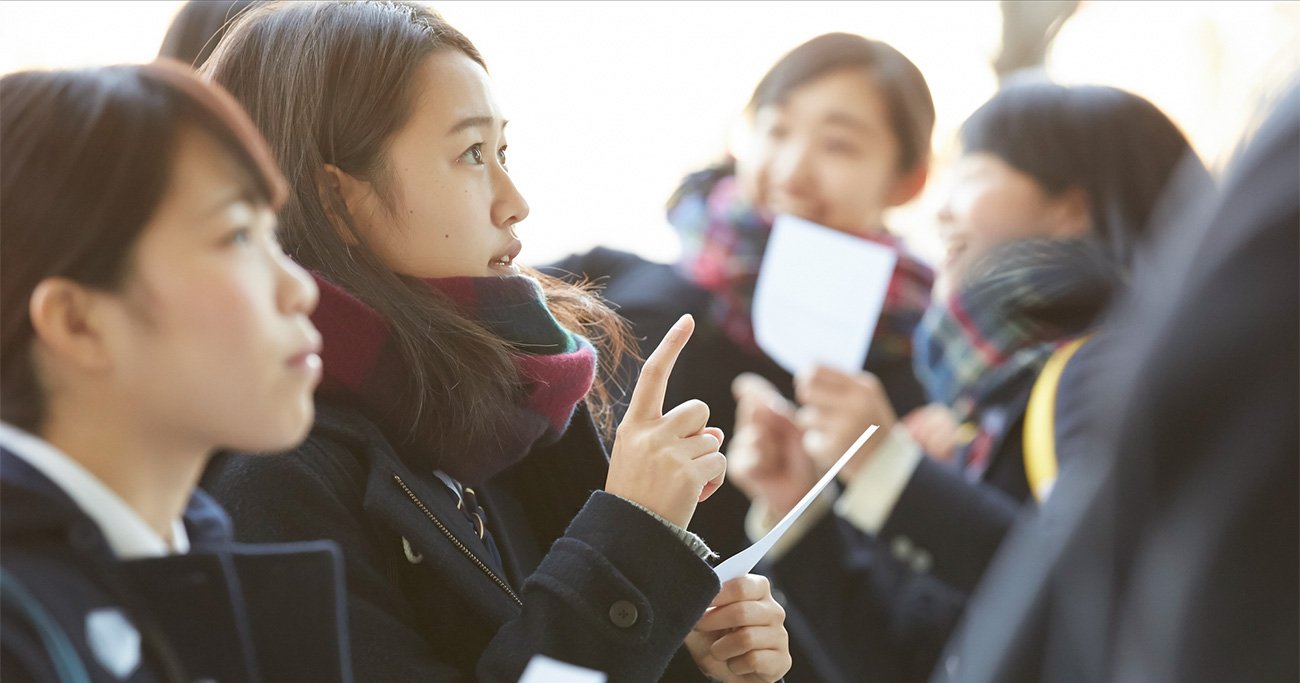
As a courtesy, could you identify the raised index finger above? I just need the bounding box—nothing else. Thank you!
[626,314,694,421]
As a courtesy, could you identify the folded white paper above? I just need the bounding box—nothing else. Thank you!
[713,425,879,582]
[752,214,898,375]
[518,655,606,683]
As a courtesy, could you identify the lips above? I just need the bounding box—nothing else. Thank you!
[489,238,523,270]
[287,334,323,375]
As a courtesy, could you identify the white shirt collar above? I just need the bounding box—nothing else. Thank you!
[0,422,189,559]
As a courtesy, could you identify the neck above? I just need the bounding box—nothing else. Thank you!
[40,398,208,544]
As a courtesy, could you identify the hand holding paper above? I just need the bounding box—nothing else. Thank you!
[714,425,879,582]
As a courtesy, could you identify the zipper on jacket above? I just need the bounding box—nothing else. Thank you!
[392,474,522,606]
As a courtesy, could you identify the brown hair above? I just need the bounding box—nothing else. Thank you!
[748,32,935,173]
[204,0,631,447]
[0,60,287,432]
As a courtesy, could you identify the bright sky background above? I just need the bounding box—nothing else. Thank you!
[2,1,1297,266]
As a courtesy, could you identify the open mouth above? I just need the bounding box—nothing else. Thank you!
[490,239,523,271]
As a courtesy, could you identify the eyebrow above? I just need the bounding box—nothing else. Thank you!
[200,185,259,220]
[820,111,876,135]
[446,115,509,136]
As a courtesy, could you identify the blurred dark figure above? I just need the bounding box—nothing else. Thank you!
[994,0,1079,84]
[158,0,261,69]
[937,80,1299,683]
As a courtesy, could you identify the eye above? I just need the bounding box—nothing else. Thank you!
[460,143,485,165]
[766,124,789,141]
[823,139,861,156]
[497,145,508,169]
[225,227,253,246]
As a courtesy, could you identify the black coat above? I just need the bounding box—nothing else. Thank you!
[0,449,350,683]
[934,84,1299,683]
[202,401,720,682]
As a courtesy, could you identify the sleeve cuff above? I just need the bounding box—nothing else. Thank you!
[834,427,923,534]
[742,486,836,563]
[615,496,719,562]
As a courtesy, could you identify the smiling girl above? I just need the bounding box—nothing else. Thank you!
[1,62,348,682]
[199,2,790,681]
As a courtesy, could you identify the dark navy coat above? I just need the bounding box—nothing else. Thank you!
[202,401,721,682]
[0,448,351,683]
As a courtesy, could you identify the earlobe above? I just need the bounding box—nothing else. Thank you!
[28,279,113,373]
[886,161,929,207]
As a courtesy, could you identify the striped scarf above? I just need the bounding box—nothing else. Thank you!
[666,164,934,365]
[310,273,597,484]
[913,237,1119,425]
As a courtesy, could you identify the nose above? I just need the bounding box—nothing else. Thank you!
[492,166,530,230]
[274,244,319,317]
[769,140,815,196]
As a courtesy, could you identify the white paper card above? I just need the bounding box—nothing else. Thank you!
[518,655,606,683]
[713,425,879,582]
[752,214,898,375]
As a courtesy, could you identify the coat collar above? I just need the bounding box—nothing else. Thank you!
[307,399,610,630]
[1,447,234,559]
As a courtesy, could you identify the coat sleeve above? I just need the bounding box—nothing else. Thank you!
[878,458,1020,593]
[479,491,719,682]
[203,440,718,682]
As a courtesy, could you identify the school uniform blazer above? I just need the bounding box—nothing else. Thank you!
[202,401,721,682]
[0,449,350,683]
[764,321,1107,683]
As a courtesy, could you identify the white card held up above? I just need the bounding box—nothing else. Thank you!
[518,655,606,683]
[713,425,879,582]
[752,214,899,375]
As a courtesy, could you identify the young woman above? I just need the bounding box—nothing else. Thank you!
[1,62,349,682]
[727,82,1206,681]
[199,2,790,681]
[548,31,939,561]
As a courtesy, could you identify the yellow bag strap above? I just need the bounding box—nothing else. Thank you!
[1023,335,1090,502]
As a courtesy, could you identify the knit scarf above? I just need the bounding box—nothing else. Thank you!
[310,273,597,485]
[667,164,934,365]
[912,237,1120,424]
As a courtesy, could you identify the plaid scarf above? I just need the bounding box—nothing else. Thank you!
[310,273,597,484]
[913,237,1119,425]
[666,164,934,365]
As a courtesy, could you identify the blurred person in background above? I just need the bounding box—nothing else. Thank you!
[728,82,1206,681]
[158,0,262,69]
[546,32,939,562]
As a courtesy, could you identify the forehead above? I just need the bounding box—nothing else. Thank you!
[406,50,500,132]
[154,125,254,221]
[763,68,889,129]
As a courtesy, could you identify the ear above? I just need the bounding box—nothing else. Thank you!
[1049,186,1093,238]
[885,160,929,207]
[28,278,115,374]
[319,163,372,247]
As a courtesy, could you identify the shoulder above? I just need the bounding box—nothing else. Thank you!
[200,402,393,543]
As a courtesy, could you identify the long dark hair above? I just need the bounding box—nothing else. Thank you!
[0,61,286,433]
[748,32,936,174]
[205,0,631,447]
[960,83,1206,267]
[158,0,264,69]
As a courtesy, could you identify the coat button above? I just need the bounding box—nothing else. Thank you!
[608,600,638,628]
[891,535,914,562]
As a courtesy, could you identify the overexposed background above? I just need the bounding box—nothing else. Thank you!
[2,1,1297,266]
